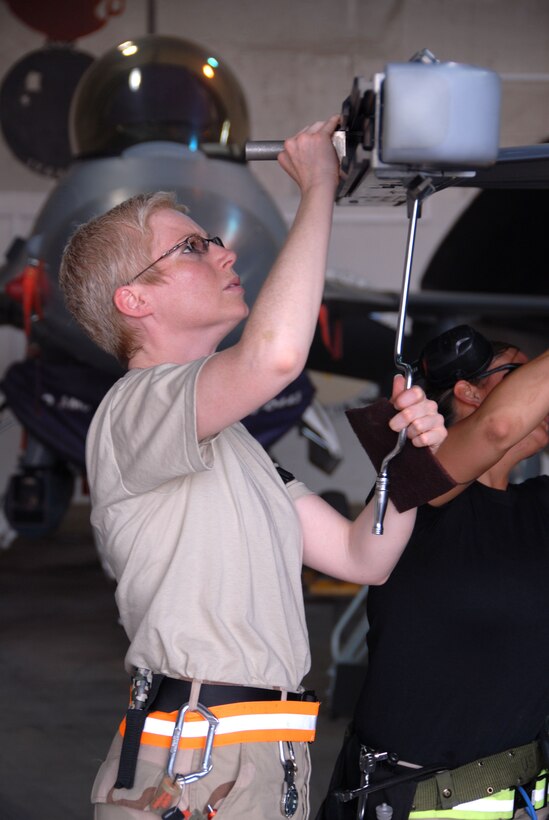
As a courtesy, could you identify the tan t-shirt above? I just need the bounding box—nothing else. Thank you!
[86,358,313,691]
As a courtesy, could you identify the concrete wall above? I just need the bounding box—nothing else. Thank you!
[1,0,548,502]
[2,0,549,195]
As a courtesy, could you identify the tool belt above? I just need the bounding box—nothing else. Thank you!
[409,741,546,819]
[114,673,319,790]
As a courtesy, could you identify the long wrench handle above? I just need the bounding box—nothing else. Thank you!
[245,132,346,162]
[245,141,285,160]
[372,178,434,535]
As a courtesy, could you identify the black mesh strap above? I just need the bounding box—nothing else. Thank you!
[114,673,165,790]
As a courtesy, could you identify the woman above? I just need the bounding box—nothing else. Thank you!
[59,119,447,820]
[317,324,549,820]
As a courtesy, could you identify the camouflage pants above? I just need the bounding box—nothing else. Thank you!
[92,731,312,819]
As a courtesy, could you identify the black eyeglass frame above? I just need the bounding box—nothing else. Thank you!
[472,362,522,382]
[123,234,225,286]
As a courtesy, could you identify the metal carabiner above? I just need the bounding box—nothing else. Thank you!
[279,740,299,817]
[166,701,220,786]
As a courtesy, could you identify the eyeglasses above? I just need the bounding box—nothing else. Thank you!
[425,362,522,406]
[124,234,225,286]
[474,362,522,381]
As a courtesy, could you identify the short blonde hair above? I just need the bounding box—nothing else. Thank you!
[59,192,188,365]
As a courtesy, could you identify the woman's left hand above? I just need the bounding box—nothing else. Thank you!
[389,374,447,453]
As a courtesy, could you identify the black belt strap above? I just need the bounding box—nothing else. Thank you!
[114,673,165,790]
[154,678,316,711]
[114,676,317,790]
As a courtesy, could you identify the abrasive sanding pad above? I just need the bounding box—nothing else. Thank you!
[345,398,456,512]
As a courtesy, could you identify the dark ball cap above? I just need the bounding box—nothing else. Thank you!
[417,324,494,389]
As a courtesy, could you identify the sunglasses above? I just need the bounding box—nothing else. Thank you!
[473,362,522,381]
[124,234,225,286]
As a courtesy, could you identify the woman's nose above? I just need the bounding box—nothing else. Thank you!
[215,242,237,267]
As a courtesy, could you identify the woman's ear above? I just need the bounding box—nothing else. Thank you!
[453,379,482,408]
[114,285,152,318]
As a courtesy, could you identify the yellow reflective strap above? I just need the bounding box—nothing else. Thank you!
[408,806,514,820]
[410,789,515,820]
[410,772,549,820]
[532,769,549,810]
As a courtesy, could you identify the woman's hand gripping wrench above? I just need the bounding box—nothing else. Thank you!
[245,131,346,162]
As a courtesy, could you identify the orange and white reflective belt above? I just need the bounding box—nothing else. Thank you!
[119,699,319,750]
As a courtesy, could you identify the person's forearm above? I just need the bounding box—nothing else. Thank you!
[196,119,340,438]
[237,180,336,379]
[475,349,549,439]
[437,349,549,483]
[301,494,416,585]
[347,501,416,585]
